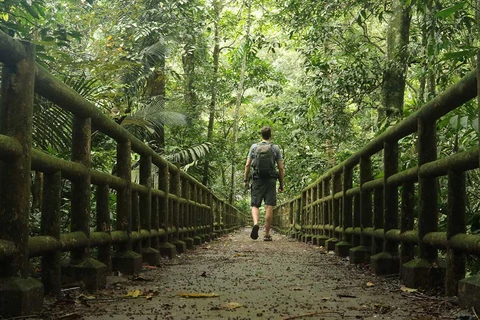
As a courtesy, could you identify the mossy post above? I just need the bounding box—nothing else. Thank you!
[316,178,329,246]
[402,118,445,288]
[112,140,142,274]
[132,190,142,254]
[400,182,415,271]
[96,184,112,273]
[445,170,466,296]
[41,171,62,295]
[171,168,186,253]
[140,155,160,265]
[326,173,341,251]
[351,194,360,248]
[371,141,399,275]
[192,185,202,245]
[157,163,175,258]
[151,195,160,252]
[0,41,43,317]
[208,192,216,241]
[181,179,194,249]
[350,157,372,264]
[312,183,321,246]
[335,165,353,257]
[372,187,384,255]
[63,114,108,289]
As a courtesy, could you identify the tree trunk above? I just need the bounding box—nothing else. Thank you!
[426,2,438,101]
[379,0,412,125]
[229,0,252,204]
[202,0,222,186]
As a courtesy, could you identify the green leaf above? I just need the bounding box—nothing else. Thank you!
[436,2,466,19]
[449,115,459,131]
[441,49,476,61]
[473,119,479,134]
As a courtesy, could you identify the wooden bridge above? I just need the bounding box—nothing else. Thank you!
[0,30,479,318]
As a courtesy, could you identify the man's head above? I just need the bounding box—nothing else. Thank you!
[260,126,272,140]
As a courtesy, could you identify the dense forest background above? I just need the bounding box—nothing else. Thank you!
[1,0,480,229]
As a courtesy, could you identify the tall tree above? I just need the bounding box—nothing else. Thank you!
[379,0,412,124]
[230,0,252,203]
[202,0,222,185]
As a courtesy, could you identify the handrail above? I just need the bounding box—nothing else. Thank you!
[274,60,480,309]
[0,31,245,317]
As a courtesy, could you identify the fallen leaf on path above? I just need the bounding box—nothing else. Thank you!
[366,281,374,287]
[177,292,219,298]
[126,289,141,298]
[292,287,303,291]
[143,265,157,269]
[221,302,242,310]
[145,293,154,301]
[400,285,417,293]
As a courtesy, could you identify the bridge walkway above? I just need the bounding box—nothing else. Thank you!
[42,228,470,320]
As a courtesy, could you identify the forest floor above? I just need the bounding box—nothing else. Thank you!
[39,228,476,320]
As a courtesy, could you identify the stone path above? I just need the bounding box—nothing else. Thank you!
[42,228,473,320]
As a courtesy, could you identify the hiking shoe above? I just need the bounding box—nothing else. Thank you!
[250,224,259,240]
[263,234,272,241]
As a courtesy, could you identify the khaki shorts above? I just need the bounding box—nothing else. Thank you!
[250,178,277,207]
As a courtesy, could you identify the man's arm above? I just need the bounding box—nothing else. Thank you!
[244,157,252,188]
[277,159,285,192]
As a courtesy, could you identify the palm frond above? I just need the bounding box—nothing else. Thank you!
[165,143,211,168]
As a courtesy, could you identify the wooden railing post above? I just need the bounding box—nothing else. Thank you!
[140,155,160,265]
[371,140,399,275]
[311,184,320,245]
[41,172,62,295]
[372,187,384,255]
[326,173,341,250]
[351,156,372,263]
[352,193,361,248]
[96,185,112,272]
[446,170,466,296]
[151,192,160,252]
[112,140,142,274]
[207,191,215,241]
[0,40,43,317]
[299,189,307,241]
[192,185,202,245]
[182,180,194,249]
[158,164,175,258]
[170,168,186,253]
[400,182,415,268]
[63,115,108,290]
[403,117,444,288]
[132,190,141,254]
[336,165,353,257]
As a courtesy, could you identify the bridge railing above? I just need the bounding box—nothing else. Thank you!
[274,57,480,310]
[0,32,244,317]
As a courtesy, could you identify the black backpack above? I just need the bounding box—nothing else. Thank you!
[252,143,277,178]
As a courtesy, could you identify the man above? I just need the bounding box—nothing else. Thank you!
[244,126,284,241]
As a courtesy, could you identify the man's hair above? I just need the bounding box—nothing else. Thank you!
[260,126,272,140]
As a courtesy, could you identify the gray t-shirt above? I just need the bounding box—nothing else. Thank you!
[248,141,282,161]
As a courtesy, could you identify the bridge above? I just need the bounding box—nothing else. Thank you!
[0,30,479,318]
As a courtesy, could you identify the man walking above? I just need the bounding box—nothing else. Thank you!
[244,126,284,241]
